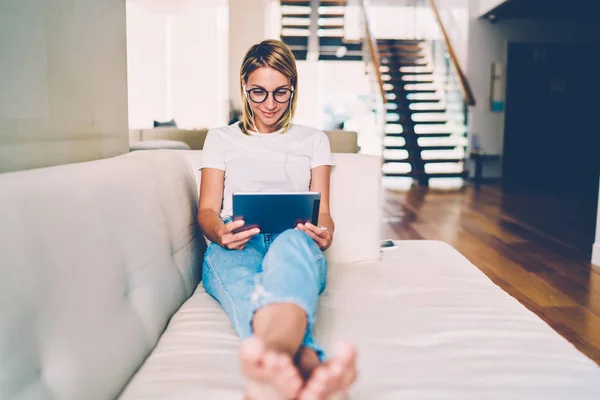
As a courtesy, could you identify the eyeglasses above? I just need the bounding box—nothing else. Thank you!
[244,87,294,104]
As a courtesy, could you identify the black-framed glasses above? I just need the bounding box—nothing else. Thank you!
[245,87,294,104]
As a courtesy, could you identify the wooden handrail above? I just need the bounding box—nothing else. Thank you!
[428,0,476,106]
[358,0,387,104]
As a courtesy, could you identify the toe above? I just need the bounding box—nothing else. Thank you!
[240,337,268,378]
[242,337,266,359]
[332,341,356,366]
[308,369,329,397]
[263,352,280,373]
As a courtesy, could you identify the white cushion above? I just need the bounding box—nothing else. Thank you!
[0,151,204,399]
[325,130,359,153]
[121,241,600,399]
[129,140,191,151]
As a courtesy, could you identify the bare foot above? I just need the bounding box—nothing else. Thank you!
[241,336,304,400]
[299,342,358,400]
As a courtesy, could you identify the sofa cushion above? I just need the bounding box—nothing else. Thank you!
[129,140,191,151]
[121,241,600,399]
[324,130,359,153]
[140,128,208,151]
[0,151,204,399]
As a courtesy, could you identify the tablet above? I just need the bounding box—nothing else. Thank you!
[232,192,321,234]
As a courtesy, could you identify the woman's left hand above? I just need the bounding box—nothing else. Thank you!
[296,222,333,251]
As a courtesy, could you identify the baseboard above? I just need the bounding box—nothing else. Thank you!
[593,243,600,267]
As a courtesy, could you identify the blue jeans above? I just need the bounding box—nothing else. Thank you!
[202,228,329,360]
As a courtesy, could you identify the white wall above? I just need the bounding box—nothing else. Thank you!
[0,0,129,173]
[126,0,229,130]
[229,0,280,113]
[433,0,470,69]
[370,5,439,40]
[126,3,168,128]
[478,0,508,16]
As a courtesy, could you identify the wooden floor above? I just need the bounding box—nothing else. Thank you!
[381,184,600,365]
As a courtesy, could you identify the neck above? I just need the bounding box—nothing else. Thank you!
[253,121,277,134]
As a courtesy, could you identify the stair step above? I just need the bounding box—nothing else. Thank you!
[412,112,449,121]
[413,120,449,125]
[382,61,429,67]
[319,0,348,6]
[385,132,454,138]
[292,50,308,60]
[319,54,362,61]
[384,119,450,126]
[377,43,423,50]
[319,24,345,29]
[280,0,311,5]
[318,28,345,37]
[409,103,447,111]
[400,75,436,83]
[383,158,464,164]
[384,124,404,134]
[404,83,440,90]
[385,78,435,86]
[282,24,310,29]
[319,39,362,50]
[415,125,466,135]
[281,12,311,18]
[383,69,435,76]
[407,92,441,100]
[379,52,426,59]
[385,145,459,151]
[281,36,309,46]
[317,13,345,18]
[418,137,468,147]
[318,24,345,29]
[281,0,346,5]
[320,49,362,58]
[377,39,425,45]
[383,171,467,178]
[319,7,345,15]
[399,66,433,73]
[407,99,442,104]
[408,108,448,114]
[386,88,438,94]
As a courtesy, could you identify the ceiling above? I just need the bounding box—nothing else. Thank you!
[485,0,600,21]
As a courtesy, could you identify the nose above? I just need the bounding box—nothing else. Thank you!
[265,93,276,110]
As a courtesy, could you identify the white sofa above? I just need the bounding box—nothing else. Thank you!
[1,150,599,400]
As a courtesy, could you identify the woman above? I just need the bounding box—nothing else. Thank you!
[197,39,357,399]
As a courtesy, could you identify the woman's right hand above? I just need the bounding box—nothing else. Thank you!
[216,220,260,250]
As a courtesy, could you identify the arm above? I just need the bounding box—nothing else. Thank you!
[197,168,226,244]
[297,165,334,251]
[311,165,334,234]
[197,168,259,249]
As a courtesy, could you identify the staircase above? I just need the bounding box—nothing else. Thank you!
[280,0,362,61]
[377,39,467,185]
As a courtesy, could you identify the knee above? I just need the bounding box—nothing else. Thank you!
[276,228,311,246]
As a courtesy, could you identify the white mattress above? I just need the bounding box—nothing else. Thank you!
[121,241,600,399]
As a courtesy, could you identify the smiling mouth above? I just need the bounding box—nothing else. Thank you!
[261,110,277,118]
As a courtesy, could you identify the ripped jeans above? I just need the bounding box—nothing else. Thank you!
[202,227,329,360]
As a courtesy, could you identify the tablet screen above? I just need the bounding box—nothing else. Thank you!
[232,192,321,234]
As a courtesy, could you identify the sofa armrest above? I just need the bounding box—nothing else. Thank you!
[325,154,381,264]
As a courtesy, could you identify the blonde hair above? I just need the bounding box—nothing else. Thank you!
[239,39,298,134]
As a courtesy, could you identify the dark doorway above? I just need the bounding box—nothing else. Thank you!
[502,42,600,254]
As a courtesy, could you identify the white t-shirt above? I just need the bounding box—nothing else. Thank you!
[201,122,334,219]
